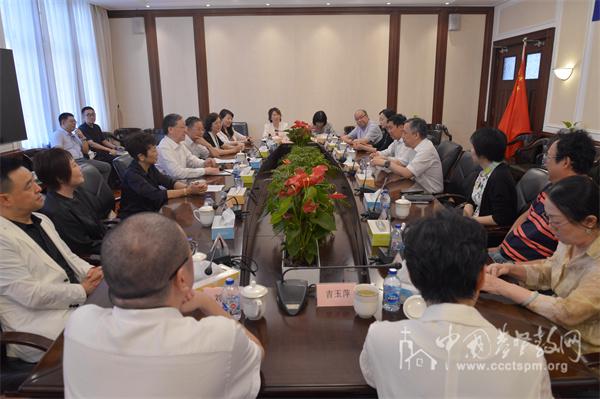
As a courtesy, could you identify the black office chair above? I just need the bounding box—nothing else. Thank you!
[515,167,549,215]
[112,153,134,182]
[436,151,481,205]
[426,123,452,146]
[80,163,115,219]
[436,141,463,183]
[232,122,249,136]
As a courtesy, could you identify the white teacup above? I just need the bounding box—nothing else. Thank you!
[193,205,215,227]
[354,284,379,319]
[395,196,412,219]
[235,152,246,163]
[241,280,268,320]
[347,149,356,162]
[339,142,348,151]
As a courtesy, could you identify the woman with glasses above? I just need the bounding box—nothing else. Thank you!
[483,175,600,353]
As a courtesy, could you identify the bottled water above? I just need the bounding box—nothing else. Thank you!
[232,162,243,190]
[222,278,241,320]
[383,268,402,312]
[379,189,391,221]
[390,223,405,257]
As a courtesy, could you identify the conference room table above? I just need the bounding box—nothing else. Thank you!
[16,149,600,398]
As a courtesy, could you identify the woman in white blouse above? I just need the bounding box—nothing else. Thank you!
[262,107,289,139]
[218,109,249,144]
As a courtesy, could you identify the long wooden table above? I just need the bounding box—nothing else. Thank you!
[16,150,600,398]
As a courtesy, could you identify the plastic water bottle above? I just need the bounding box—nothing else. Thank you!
[232,162,243,190]
[379,189,391,221]
[222,278,241,320]
[390,223,405,257]
[383,268,402,312]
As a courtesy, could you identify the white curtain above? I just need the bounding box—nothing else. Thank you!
[0,0,114,148]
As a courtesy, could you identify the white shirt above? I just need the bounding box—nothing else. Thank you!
[64,305,262,399]
[380,139,415,166]
[360,303,552,399]
[218,130,246,144]
[263,121,289,139]
[183,135,210,159]
[51,127,85,160]
[0,213,90,362]
[405,138,444,194]
[157,135,206,179]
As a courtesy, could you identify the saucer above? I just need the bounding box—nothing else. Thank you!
[403,294,427,319]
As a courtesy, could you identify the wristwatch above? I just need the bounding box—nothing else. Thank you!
[384,160,391,168]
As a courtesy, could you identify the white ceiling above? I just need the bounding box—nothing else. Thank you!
[91,0,505,10]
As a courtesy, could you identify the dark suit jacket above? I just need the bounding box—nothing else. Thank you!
[119,161,176,219]
[467,162,517,227]
[203,131,223,148]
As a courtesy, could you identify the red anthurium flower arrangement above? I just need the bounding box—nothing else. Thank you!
[286,120,313,146]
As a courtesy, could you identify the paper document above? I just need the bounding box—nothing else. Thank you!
[207,185,225,192]
[215,158,234,164]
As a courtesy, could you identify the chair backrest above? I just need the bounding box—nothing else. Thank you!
[112,153,134,182]
[436,140,463,181]
[444,151,481,196]
[232,122,249,136]
[515,167,549,214]
[80,163,114,218]
[426,123,452,146]
[113,128,142,143]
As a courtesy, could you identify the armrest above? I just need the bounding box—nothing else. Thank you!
[582,352,600,368]
[1,332,53,352]
[435,193,467,207]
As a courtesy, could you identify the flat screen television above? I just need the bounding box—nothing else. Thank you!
[0,48,28,144]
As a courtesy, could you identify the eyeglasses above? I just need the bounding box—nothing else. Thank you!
[541,211,569,227]
[354,114,367,122]
[168,239,198,280]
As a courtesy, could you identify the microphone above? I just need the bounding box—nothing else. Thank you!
[203,236,224,276]
[354,162,376,195]
[346,157,358,177]
[361,174,390,220]
[338,144,349,164]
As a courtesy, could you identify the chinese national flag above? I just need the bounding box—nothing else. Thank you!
[498,43,531,159]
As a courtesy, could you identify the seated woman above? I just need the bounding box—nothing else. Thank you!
[262,107,289,140]
[119,132,207,219]
[200,112,243,158]
[311,110,335,137]
[218,109,250,144]
[484,175,600,353]
[463,128,517,227]
[34,148,107,256]
[353,108,395,153]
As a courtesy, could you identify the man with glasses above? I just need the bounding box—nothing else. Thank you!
[489,130,596,263]
[341,109,383,147]
[64,213,263,398]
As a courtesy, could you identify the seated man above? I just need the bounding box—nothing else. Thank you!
[34,148,107,256]
[184,116,211,159]
[360,211,551,398]
[353,108,395,153]
[372,117,443,193]
[64,213,264,398]
[156,113,220,180]
[341,109,383,148]
[120,132,207,219]
[490,130,596,263]
[0,157,103,362]
[50,112,112,184]
[369,113,414,166]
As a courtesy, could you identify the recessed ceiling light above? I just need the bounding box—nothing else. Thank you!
[386,1,391,4]
[265,3,270,5]
[145,3,150,7]
[205,3,211,7]
[326,2,331,4]
[444,1,451,4]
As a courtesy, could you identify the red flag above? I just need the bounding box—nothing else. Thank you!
[498,42,531,159]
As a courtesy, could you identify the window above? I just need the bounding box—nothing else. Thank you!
[502,56,516,81]
[525,52,541,80]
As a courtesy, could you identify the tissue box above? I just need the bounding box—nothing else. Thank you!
[367,219,391,247]
[363,192,382,212]
[241,167,254,185]
[211,215,235,240]
[227,187,246,206]
[356,173,376,189]
[193,265,240,291]
[249,158,262,170]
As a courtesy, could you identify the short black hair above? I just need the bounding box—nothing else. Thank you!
[185,116,202,129]
[33,148,73,191]
[470,127,507,162]
[268,107,281,123]
[312,110,327,126]
[547,175,599,224]
[389,113,407,126]
[204,112,220,133]
[403,210,488,304]
[379,108,396,120]
[101,213,189,304]
[0,156,23,193]
[405,117,428,138]
[81,106,94,115]
[555,130,596,175]
[162,113,182,133]
[124,132,156,161]
[58,112,74,125]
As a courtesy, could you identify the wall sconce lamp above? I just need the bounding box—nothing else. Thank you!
[553,67,573,81]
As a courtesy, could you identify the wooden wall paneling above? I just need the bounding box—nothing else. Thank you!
[144,14,164,128]
[477,9,494,128]
[432,10,449,124]
[193,15,210,117]
[386,12,401,110]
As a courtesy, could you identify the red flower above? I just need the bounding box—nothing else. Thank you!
[302,199,318,213]
[282,159,291,165]
[311,164,328,177]
[328,192,346,200]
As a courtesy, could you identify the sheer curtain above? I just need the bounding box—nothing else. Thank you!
[0,0,114,148]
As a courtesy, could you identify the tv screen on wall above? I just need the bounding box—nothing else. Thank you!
[0,48,28,144]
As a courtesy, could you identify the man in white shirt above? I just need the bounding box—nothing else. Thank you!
[372,117,443,193]
[50,112,111,183]
[64,213,264,398]
[0,157,103,362]
[360,211,552,399]
[341,109,383,147]
[370,114,415,167]
[184,116,211,159]
[156,113,220,180]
